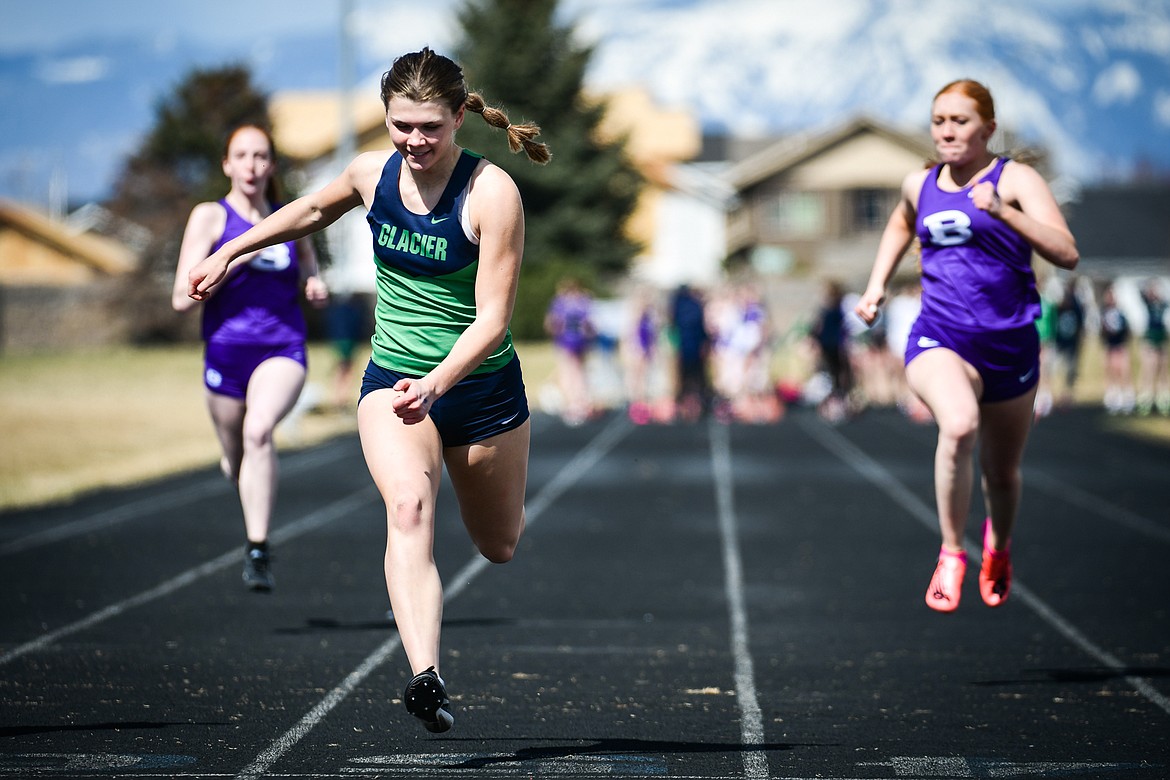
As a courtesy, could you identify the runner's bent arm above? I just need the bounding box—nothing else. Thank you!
[172,202,224,311]
[297,236,330,307]
[971,162,1078,270]
[440,164,524,390]
[856,170,925,325]
[188,153,383,300]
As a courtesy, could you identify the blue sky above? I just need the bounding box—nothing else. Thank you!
[0,0,473,204]
[1,0,636,203]
[4,1,1170,208]
[1,1,349,52]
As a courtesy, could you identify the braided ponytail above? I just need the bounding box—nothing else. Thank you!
[464,92,552,165]
[381,48,552,166]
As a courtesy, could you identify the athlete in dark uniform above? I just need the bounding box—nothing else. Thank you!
[1099,283,1133,414]
[1137,279,1170,415]
[186,49,550,733]
[172,124,328,592]
[856,79,1078,613]
[360,148,529,444]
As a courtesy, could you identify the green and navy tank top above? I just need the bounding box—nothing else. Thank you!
[365,150,515,376]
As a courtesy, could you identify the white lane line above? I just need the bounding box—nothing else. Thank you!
[1026,468,1170,545]
[858,755,1146,777]
[797,415,1170,718]
[0,487,377,667]
[343,751,669,775]
[0,442,349,556]
[709,421,770,780]
[0,479,234,556]
[234,415,634,780]
[873,413,1170,546]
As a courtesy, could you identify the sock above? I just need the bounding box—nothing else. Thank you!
[939,547,967,565]
[246,540,269,555]
[983,518,1010,556]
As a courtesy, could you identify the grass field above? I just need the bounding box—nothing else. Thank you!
[0,338,1165,511]
[0,342,558,511]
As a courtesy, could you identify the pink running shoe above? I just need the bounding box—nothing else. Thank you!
[925,548,967,612]
[979,518,1012,608]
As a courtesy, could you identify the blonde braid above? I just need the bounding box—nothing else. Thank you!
[465,92,552,165]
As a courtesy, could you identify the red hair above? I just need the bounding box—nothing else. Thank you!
[933,79,996,123]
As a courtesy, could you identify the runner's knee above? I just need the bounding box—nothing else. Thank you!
[477,538,517,564]
[241,420,275,453]
[981,463,1021,494]
[937,410,979,455]
[388,492,428,534]
[470,516,523,564]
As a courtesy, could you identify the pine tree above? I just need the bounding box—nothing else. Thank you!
[452,0,644,339]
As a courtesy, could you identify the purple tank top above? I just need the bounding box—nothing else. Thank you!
[916,158,1040,330]
[201,199,306,345]
[637,310,657,354]
[548,293,592,353]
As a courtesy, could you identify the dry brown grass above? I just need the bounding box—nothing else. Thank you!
[0,341,557,511]
[0,344,341,510]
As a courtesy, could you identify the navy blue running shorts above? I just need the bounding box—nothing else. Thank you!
[359,354,530,447]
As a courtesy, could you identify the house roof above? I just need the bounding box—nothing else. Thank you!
[590,87,701,167]
[269,85,389,161]
[727,116,935,191]
[0,198,137,279]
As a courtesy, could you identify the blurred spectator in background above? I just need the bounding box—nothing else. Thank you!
[1033,278,1059,419]
[326,292,373,412]
[669,283,711,422]
[884,278,931,422]
[1098,282,1134,415]
[1137,278,1169,416]
[544,277,596,426]
[707,284,741,420]
[849,287,898,411]
[809,278,853,422]
[708,282,772,422]
[710,282,778,423]
[623,287,667,424]
[1051,277,1086,409]
[734,284,781,423]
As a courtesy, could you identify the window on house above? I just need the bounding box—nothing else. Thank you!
[851,188,889,231]
[772,192,825,237]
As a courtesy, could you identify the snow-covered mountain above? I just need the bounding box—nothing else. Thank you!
[572,0,1170,183]
[3,0,1169,205]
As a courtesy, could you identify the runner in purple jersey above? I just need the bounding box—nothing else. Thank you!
[855,80,1078,613]
[544,277,595,425]
[172,124,328,592]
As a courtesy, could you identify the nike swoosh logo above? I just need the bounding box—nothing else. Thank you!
[430,216,450,224]
[495,412,520,429]
[917,336,941,349]
[1019,367,1036,383]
